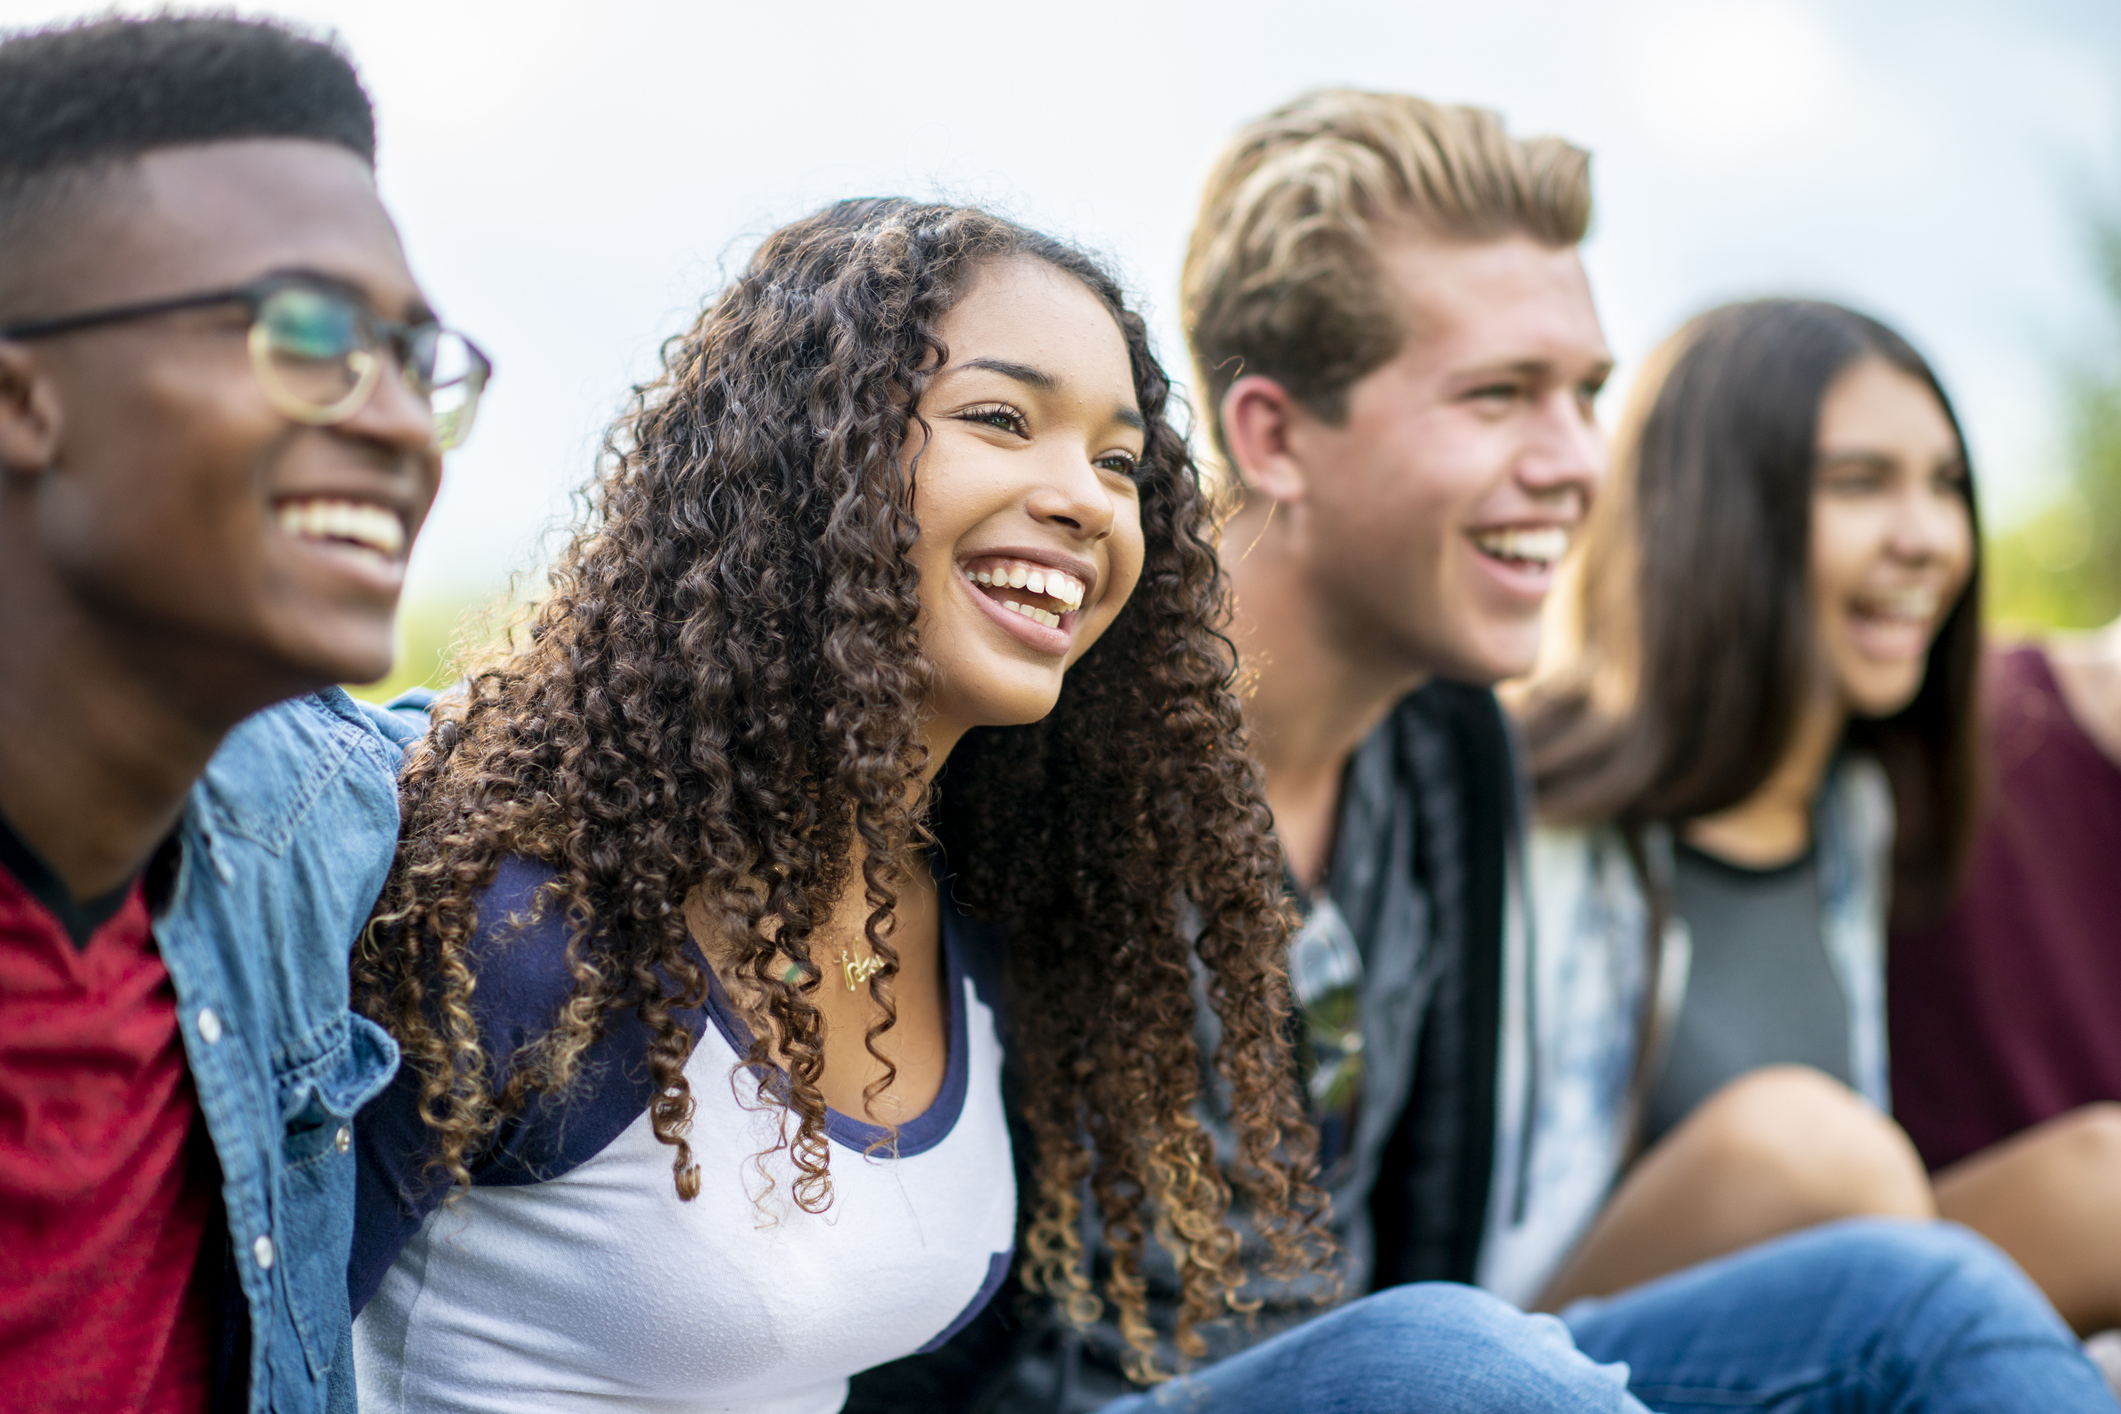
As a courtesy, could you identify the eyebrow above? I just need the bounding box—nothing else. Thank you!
[1819,448,1967,472]
[1498,356,1616,383]
[962,355,1146,431]
[272,264,436,326]
[964,356,1057,391]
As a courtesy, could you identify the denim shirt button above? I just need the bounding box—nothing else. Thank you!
[252,1234,275,1270]
[334,1125,352,1154]
[197,1008,223,1045]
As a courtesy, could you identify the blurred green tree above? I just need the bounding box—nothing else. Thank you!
[1986,199,2121,632]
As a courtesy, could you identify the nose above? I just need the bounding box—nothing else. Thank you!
[1517,387,1606,513]
[343,344,444,461]
[1025,448,1120,542]
[1886,478,1972,563]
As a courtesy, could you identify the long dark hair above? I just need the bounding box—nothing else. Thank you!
[1522,298,1981,923]
[355,198,1330,1378]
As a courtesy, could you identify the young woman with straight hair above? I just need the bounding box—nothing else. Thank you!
[340,218,2121,1413]
[1511,298,2121,1341]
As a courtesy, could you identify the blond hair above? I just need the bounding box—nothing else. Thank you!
[1182,89,1592,465]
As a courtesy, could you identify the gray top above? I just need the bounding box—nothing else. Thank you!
[1645,841,1853,1147]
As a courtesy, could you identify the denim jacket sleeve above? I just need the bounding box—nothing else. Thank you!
[154,689,410,1414]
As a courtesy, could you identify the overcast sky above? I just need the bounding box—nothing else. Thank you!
[8,0,2117,604]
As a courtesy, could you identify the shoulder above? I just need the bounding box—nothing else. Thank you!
[197,688,404,851]
[939,896,1007,1022]
[1397,678,1519,857]
[351,685,440,752]
[1402,677,1506,732]
[1527,820,1599,876]
[460,857,594,1061]
[1527,819,1644,922]
[1824,754,1894,856]
[357,852,694,1253]
[466,858,710,1174]
[1396,681,1515,794]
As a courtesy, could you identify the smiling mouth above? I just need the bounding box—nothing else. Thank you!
[1469,525,1569,572]
[962,556,1086,629]
[1852,587,1942,624]
[276,498,406,567]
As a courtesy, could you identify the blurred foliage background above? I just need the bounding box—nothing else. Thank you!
[345,594,491,705]
[1985,199,2121,636]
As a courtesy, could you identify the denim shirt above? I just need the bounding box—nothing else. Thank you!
[157,688,419,1413]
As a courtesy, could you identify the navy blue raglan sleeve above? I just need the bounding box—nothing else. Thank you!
[348,856,708,1314]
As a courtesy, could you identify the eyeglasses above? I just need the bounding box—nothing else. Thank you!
[0,274,492,451]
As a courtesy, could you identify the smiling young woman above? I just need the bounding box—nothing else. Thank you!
[1502,301,2119,1336]
[343,199,1335,1411]
[1500,301,1982,1308]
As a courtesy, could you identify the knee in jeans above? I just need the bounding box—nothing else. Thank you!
[1686,1065,1932,1219]
[1345,1283,1581,1369]
[1798,1217,2025,1297]
[1351,1281,1531,1344]
[1332,1284,1627,1409]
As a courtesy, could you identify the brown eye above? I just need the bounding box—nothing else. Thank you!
[961,405,1028,437]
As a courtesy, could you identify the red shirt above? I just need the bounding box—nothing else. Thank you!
[0,827,213,1413]
[1889,646,2121,1171]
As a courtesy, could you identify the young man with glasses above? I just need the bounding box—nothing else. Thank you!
[0,17,487,1413]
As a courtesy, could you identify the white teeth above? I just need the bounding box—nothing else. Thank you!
[276,499,405,559]
[963,560,1086,610]
[1471,526,1568,567]
[1000,599,1059,628]
[1859,590,1940,621]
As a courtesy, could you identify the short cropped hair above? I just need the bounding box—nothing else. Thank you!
[1183,89,1592,464]
[0,14,373,284]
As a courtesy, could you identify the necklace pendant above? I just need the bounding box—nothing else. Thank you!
[841,950,885,992]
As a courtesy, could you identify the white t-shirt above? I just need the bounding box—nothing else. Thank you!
[355,871,1016,1414]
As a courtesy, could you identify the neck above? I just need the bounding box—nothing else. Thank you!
[1683,684,1846,868]
[0,550,294,901]
[1226,494,1426,890]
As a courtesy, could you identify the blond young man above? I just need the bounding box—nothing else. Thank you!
[847,91,2119,1414]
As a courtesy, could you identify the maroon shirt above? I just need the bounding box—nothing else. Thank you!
[0,821,213,1413]
[1890,645,2121,1171]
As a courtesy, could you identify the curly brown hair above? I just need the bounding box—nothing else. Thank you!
[356,198,1332,1377]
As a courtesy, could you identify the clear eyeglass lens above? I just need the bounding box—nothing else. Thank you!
[256,287,366,413]
[426,331,485,450]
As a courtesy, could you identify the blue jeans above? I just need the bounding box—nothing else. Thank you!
[1095,1221,2116,1413]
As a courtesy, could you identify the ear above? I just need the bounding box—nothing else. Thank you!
[0,342,62,476]
[1220,374,1309,506]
